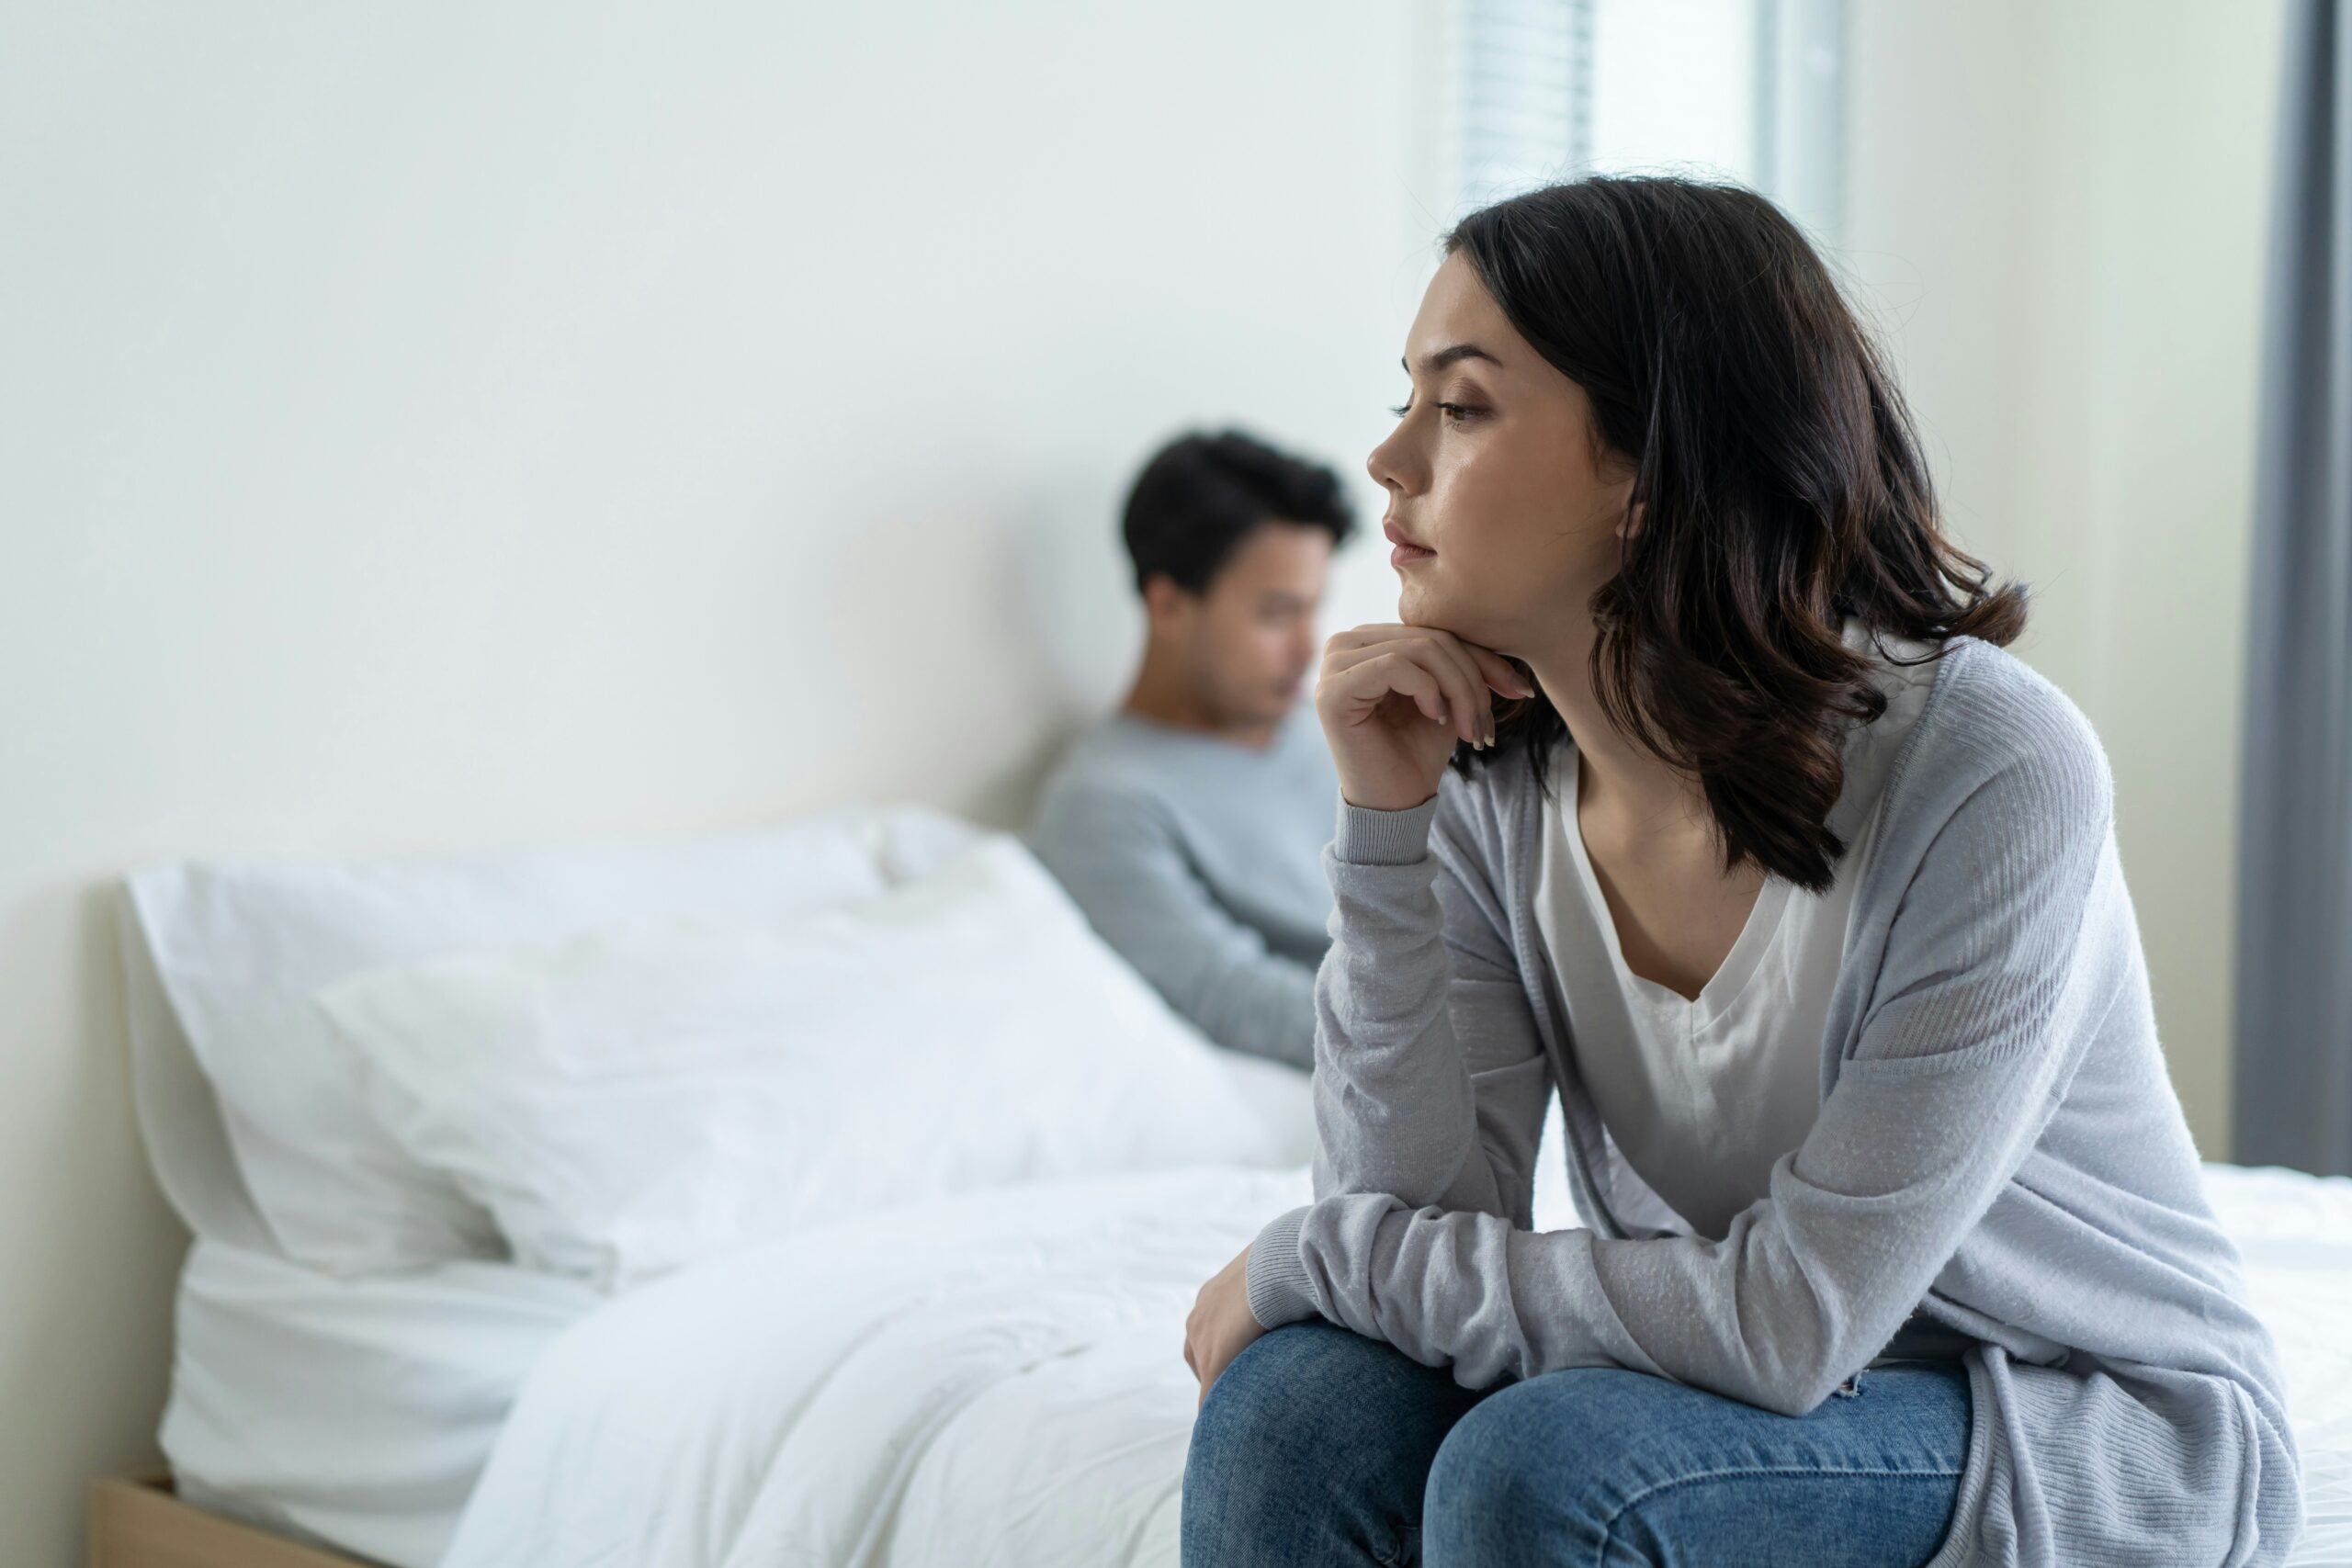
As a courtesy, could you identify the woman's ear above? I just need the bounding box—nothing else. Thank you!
[1615,501,1645,542]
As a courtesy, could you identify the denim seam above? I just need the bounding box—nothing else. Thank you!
[1593,1463,1965,1568]
[1373,1520,1419,1568]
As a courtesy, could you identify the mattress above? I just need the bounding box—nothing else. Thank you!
[166,1151,2352,1567]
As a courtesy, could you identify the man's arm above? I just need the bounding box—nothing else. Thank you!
[1029,784,1317,1068]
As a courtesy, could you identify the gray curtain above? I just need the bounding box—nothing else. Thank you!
[2235,0,2352,1176]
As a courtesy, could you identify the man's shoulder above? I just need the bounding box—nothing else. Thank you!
[1030,722,1182,843]
[1038,715,1167,795]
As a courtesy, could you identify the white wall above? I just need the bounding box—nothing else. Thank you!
[1841,0,2288,1159]
[0,5,1427,1559]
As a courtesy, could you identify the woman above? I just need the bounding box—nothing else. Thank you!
[1178,177,2301,1568]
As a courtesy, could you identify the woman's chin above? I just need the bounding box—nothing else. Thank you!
[1398,582,1508,652]
[1396,580,1453,632]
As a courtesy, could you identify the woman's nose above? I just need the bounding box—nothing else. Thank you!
[1367,424,1421,496]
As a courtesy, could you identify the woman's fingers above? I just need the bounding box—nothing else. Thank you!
[1421,636,1500,743]
[1405,647,1484,744]
[1465,642,1532,699]
[1324,622,1541,750]
[1329,624,1531,699]
[1333,646,1475,741]
[1415,630,1527,701]
[1325,636,1488,744]
[1352,652,1453,729]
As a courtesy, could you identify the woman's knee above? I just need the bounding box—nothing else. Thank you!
[1423,1363,1972,1568]
[1187,1321,1344,1483]
[1183,1320,1481,1567]
[1421,1368,1644,1563]
[1188,1320,1443,1496]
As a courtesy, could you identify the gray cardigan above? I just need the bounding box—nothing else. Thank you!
[1242,637,2303,1567]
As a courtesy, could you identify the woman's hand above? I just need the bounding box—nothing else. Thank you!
[1184,1241,1266,1406]
[1316,625,1532,812]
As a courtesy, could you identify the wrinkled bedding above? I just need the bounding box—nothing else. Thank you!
[436,1161,2352,1568]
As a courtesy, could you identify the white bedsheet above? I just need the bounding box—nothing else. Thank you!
[2202,1164,2352,1568]
[162,1240,599,1567]
[160,1048,1317,1568]
[437,1160,2352,1568]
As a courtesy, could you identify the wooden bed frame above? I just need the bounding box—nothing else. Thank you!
[89,1475,373,1568]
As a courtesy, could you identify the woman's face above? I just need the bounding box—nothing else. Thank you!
[1367,251,1636,658]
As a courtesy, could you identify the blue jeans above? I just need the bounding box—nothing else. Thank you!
[1182,1320,1969,1567]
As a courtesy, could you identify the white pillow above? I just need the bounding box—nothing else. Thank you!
[316,834,1293,1290]
[127,806,977,1274]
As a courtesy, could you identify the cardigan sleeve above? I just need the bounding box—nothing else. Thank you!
[1244,772,1555,1325]
[1244,709,2118,1416]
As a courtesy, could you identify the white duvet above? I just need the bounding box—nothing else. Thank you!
[439,1162,1311,1568]
[440,1159,2352,1568]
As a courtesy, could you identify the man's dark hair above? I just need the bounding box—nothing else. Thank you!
[1120,429,1355,595]
[1443,175,2029,894]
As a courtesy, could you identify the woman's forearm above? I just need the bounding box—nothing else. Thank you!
[1310,793,1550,1217]
[1245,786,1553,1326]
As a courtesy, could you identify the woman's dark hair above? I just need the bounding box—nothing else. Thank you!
[1122,428,1355,595]
[1444,175,2027,894]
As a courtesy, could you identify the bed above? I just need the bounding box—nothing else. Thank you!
[114,810,2352,1568]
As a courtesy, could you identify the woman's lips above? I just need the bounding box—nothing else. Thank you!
[1383,520,1435,569]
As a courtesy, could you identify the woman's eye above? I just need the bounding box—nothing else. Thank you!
[1390,398,1485,424]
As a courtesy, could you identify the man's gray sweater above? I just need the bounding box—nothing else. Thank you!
[1242,637,2302,1567]
[1027,706,1338,1067]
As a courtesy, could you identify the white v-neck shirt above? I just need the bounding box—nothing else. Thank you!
[1533,623,1939,1240]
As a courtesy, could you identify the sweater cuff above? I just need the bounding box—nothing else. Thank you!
[1244,1205,1318,1329]
[1331,791,1440,866]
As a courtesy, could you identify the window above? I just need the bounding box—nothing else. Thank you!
[1435,0,1848,243]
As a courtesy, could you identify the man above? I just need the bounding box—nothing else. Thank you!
[1028,429,1355,1070]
